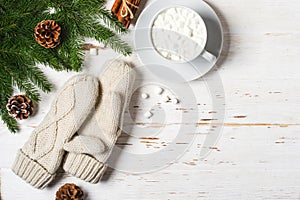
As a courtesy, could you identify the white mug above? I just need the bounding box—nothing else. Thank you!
[151,6,216,63]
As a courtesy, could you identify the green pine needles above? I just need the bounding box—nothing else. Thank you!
[0,0,132,133]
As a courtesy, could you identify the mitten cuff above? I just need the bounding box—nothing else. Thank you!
[12,150,54,189]
[63,153,107,184]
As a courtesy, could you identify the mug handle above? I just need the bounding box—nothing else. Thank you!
[200,49,217,63]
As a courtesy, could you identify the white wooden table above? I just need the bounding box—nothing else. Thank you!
[1,0,300,199]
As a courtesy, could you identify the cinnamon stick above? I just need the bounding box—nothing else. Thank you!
[116,0,130,28]
[111,0,141,29]
[111,0,122,17]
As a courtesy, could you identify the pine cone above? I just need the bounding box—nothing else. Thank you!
[56,183,84,200]
[6,94,34,120]
[34,20,61,48]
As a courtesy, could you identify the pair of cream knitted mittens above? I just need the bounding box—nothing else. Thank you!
[12,59,135,189]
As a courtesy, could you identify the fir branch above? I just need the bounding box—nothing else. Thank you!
[78,20,132,55]
[0,72,13,98]
[0,11,41,21]
[0,4,5,14]
[0,77,18,133]
[96,9,127,33]
[0,0,132,133]
[0,23,16,32]
[74,0,106,13]
[106,35,132,56]
[19,65,52,93]
[0,108,18,133]
[1,64,40,102]
[12,78,40,103]
[0,48,70,72]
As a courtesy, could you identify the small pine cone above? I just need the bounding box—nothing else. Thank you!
[56,183,84,200]
[34,20,61,49]
[6,94,34,120]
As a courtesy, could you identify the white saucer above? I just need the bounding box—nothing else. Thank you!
[134,0,223,82]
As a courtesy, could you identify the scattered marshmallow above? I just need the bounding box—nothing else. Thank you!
[141,93,149,99]
[144,111,153,119]
[155,87,164,95]
[171,98,179,104]
[169,95,176,99]
[162,95,170,103]
[89,48,98,55]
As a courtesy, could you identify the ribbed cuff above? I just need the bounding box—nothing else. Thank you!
[12,150,54,189]
[63,153,107,184]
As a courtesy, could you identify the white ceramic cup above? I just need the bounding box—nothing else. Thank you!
[151,6,216,63]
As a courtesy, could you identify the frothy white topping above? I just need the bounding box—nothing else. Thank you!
[151,7,206,62]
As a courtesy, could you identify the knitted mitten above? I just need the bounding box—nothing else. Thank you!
[63,59,136,183]
[12,75,99,189]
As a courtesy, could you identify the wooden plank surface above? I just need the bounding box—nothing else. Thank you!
[1,0,300,199]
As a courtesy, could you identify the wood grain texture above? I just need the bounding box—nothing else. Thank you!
[1,0,300,199]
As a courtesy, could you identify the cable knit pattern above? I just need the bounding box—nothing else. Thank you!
[63,59,136,183]
[12,75,99,189]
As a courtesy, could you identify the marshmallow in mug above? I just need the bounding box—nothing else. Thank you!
[151,7,206,62]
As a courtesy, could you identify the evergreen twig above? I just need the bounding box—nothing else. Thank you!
[0,0,132,132]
